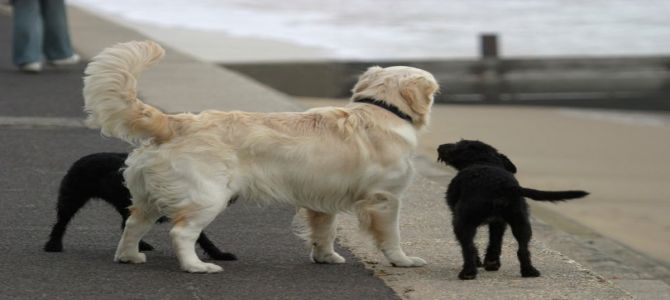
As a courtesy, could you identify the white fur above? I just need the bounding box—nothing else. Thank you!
[83,41,438,273]
[391,123,418,148]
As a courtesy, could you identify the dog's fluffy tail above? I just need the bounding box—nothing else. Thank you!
[83,40,175,145]
[520,187,588,202]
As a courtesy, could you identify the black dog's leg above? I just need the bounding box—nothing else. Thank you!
[484,220,506,271]
[476,251,483,268]
[44,194,89,252]
[454,221,479,280]
[112,201,155,252]
[197,232,237,261]
[508,216,540,277]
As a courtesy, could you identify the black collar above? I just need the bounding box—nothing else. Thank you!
[354,98,413,123]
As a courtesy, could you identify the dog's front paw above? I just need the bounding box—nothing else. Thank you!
[182,262,223,273]
[390,256,427,267]
[484,259,501,271]
[206,250,238,261]
[114,252,146,264]
[521,266,541,277]
[458,268,478,280]
[44,240,63,252]
[139,240,155,252]
[312,251,346,264]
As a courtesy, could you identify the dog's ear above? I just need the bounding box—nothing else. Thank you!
[498,153,517,173]
[399,74,439,115]
[352,66,383,94]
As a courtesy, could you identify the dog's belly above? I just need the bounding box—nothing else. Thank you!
[482,216,505,224]
[123,131,414,215]
[237,157,413,213]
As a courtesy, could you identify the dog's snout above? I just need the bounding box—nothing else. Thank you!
[438,144,455,154]
[437,144,455,163]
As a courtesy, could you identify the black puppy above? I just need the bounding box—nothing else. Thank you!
[437,140,587,280]
[44,152,236,261]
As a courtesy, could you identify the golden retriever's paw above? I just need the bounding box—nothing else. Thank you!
[182,262,223,273]
[312,251,346,264]
[390,256,427,267]
[114,252,146,264]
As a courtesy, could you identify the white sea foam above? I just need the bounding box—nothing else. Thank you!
[70,0,670,60]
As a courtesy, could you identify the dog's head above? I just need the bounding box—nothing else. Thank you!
[351,66,439,130]
[437,140,517,173]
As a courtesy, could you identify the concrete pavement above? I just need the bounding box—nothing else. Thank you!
[299,97,670,298]
[0,3,661,299]
[299,98,670,268]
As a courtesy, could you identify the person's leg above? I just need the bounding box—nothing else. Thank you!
[12,0,43,66]
[39,0,75,61]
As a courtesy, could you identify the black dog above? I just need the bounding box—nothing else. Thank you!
[437,140,587,280]
[44,152,237,261]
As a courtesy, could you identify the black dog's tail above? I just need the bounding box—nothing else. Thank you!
[519,187,588,202]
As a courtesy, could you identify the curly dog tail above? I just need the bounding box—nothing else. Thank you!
[520,187,588,202]
[83,40,175,145]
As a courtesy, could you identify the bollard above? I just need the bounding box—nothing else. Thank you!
[480,33,499,59]
[479,33,502,102]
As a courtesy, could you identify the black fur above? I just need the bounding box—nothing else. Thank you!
[44,152,237,261]
[437,140,588,280]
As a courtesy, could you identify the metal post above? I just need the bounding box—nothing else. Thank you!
[480,34,499,59]
[479,33,502,102]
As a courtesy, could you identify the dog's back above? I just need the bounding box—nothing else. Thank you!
[44,152,129,252]
[59,152,129,201]
[447,164,524,218]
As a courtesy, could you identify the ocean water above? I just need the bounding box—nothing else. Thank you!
[70,0,670,59]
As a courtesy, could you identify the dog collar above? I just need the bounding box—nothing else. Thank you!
[354,98,413,123]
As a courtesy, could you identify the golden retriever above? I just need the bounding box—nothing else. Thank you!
[83,41,439,273]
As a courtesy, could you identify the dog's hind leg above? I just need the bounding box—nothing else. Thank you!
[507,214,540,277]
[197,231,237,261]
[110,198,155,252]
[44,193,90,252]
[453,219,479,280]
[304,209,345,264]
[484,220,506,271]
[355,192,426,267]
[114,206,160,264]
[169,190,231,273]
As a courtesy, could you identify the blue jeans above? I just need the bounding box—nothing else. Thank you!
[12,0,75,66]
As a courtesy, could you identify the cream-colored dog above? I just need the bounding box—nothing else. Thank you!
[83,41,439,273]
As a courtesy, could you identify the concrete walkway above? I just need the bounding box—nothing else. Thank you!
[299,98,670,268]
[298,98,670,299]
[1,3,664,299]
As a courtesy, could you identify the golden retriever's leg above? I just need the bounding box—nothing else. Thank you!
[355,192,426,267]
[169,197,229,273]
[114,206,161,264]
[306,209,345,264]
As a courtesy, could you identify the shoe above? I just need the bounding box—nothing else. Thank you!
[49,54,80,66]
[19,62,43,73]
